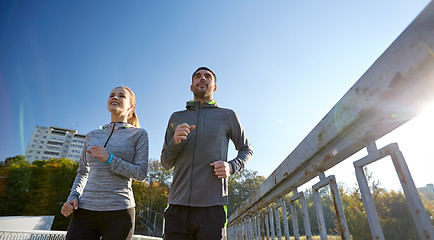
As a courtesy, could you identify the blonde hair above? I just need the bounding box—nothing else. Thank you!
[115,86,140,128]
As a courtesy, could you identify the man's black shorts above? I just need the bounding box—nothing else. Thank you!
[164,204,227,240]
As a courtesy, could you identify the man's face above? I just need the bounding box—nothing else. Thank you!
[190,69,217,99]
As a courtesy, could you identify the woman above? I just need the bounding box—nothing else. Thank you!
[61,86,148,240]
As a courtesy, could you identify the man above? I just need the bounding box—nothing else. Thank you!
[161,67,253,240]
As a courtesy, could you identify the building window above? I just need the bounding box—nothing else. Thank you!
[50,136,64,141]
[47,141,63,146]
[44,151,59,156]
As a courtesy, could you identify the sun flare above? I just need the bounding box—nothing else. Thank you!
[374,101,434,189]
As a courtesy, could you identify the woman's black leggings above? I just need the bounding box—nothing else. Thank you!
[65,208,135,240]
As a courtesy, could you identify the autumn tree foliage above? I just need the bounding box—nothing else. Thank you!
[228,168,266,217]
[133,158,172,214]
[0,156,78,229]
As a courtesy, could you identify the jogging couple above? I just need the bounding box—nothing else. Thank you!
[61,67,253,240]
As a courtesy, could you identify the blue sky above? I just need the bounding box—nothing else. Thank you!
[1,0,433,190]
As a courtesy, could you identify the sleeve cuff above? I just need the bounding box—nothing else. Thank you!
[229,161,236,174]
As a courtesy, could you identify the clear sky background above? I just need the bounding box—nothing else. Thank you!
[1,0,433,191]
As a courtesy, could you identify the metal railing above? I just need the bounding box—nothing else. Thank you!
[137,205,165,238]
[227,1,434,239]
[0,230,163,240]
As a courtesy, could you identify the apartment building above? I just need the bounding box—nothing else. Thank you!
[25,126,86,162]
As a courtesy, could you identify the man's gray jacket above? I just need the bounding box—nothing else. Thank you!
[161,100,253,207]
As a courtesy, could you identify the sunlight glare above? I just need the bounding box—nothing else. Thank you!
[374,101,434,190]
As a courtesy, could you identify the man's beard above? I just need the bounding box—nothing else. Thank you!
[192,86,211,99]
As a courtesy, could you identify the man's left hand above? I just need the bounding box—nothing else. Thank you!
[210,161,233,179]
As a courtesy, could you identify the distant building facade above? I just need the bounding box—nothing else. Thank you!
[25,126,86,162]
[420,183,434,193]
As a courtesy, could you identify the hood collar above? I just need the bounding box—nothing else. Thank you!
[101,122,134,129]
[186,100,219,110]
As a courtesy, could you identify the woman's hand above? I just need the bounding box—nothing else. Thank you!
[86,145,110,163]
[61,199,78,217]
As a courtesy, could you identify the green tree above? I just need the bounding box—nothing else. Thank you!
[301,187,338,236]
[134,159,172,214]
[133,159,171,236]
[339,167,423,239]
[29,158,78,230]
[0,156,78,230]
[228,168,265,217]
[0,155,32,215]
[376,189,418,239]
[418,185,434,225]
[340,186,371,240]
[145,158,173,186]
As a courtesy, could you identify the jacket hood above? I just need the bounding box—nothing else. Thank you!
[101,122,134,129]
[186,100,219,110]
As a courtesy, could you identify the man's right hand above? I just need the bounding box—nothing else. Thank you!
[174,123,196,144]
[61,199,78,217]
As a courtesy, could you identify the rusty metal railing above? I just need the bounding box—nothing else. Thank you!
[227,1,434,239]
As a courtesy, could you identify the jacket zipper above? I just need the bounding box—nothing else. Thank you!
[104,122,116,148]
[188,104,201,203]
